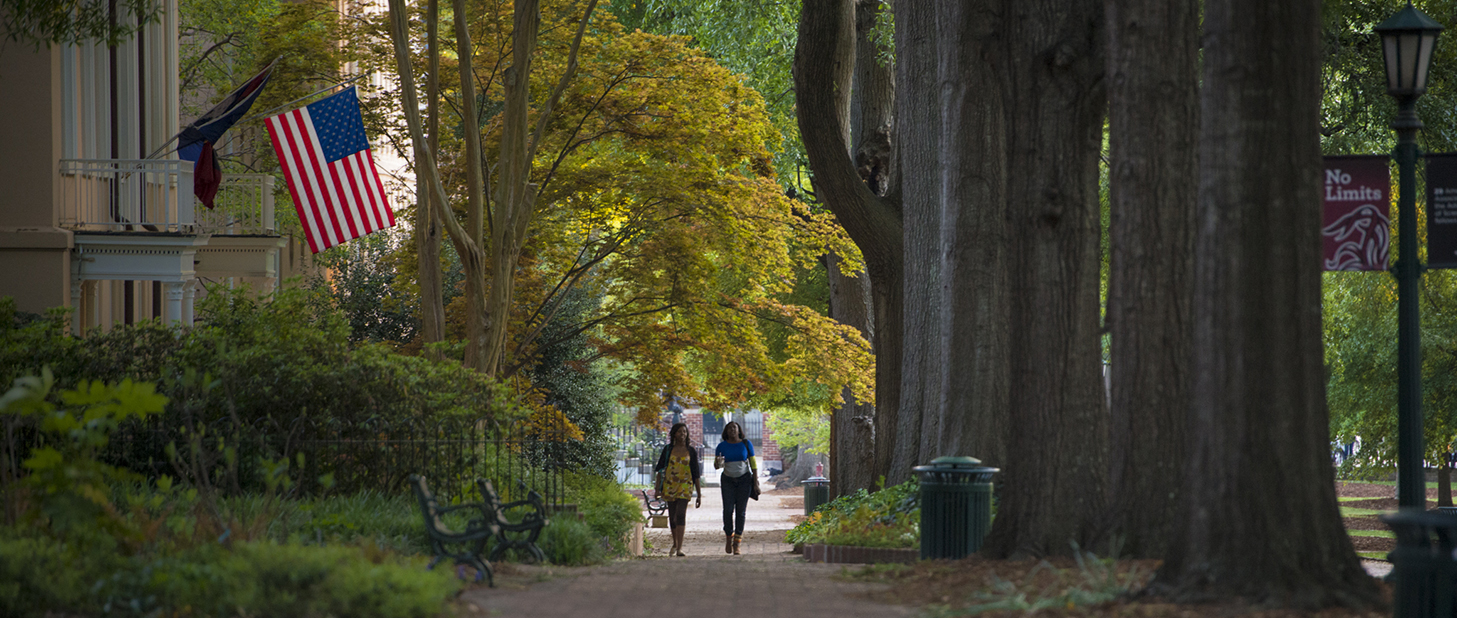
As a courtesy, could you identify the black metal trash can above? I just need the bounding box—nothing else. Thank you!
[803,475,830,516]
[1382,509,1457,618]
[913,456,998,560]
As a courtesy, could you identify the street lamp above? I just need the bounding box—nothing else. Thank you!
[1376,2,1443,509]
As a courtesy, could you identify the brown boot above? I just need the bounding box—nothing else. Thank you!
[732,533,742,555]
[725,533,734,554]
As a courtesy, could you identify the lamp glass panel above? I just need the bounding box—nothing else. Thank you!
[1401,33,1421,89]
[1416,33,1437,91]
[1384,34,1401,91]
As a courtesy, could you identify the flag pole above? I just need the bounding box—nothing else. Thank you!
[244,73,371,123]
[147,73,374,160]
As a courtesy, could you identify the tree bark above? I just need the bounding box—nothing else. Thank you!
[484,0,597,376]
[890,0,943,482]
[416,0,445,348]
[1149,0,1382,606]
[933,0,1010,472]
[1103,0,1197,558]
[823,0,893,499]
[981,0,1109,559]
[827,253,877,497]
[794,0,904,486]
[455,0,490,370]
[388,0,487,367]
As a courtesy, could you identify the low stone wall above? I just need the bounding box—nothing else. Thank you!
[802,543,919,565]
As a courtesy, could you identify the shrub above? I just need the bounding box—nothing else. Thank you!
[93,541,460,618]
[564,471,644,558]
[786,478,920,549]
[537,516,606,566]
[0,535,111,617]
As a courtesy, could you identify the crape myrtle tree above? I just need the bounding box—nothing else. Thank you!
[1149,0,1382,606]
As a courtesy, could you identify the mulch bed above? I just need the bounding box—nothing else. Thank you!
[845,556,1391,617]
[826,481,1404,616]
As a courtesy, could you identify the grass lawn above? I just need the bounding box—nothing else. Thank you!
[1340,506,1391,517]
[1347,529,1394,538]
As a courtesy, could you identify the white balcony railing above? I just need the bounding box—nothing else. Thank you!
[59,158,195,232]
[59,160,275,236]
[198,174,275,236]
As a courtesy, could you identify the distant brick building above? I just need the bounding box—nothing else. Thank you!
[658,407,783,479]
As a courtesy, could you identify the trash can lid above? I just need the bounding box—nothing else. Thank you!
[802,475,829,485]
[911,455,1000,478]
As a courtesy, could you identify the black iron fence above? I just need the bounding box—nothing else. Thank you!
[608,421,715,486]
[4,410,574,508]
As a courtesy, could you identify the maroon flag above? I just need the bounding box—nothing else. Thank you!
[1322,155,1391,271]
[179,59,275,208]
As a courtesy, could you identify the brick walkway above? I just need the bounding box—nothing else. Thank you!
[458,484,915,618]
[459,548,913,618]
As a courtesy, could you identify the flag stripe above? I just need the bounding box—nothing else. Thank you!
[264,87,393,253]
[284,110,339,249]
[298,110,355,245]
[349,153,382,232]
[327,151,366,239]
[266,113,321,253]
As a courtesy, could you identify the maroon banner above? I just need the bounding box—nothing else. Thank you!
[1323,155,1391,271]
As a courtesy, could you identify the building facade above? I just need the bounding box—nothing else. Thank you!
[0,5,302,333]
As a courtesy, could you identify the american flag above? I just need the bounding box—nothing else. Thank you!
[266,86,395,253]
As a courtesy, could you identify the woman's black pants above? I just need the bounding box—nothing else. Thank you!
[720,472,752,535]
[667,498,689,528]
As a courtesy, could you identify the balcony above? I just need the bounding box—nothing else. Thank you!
[59,158,277,236]
[59,159,286,326]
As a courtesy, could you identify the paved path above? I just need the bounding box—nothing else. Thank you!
[458,482,1396,617]
[460,482,915,618]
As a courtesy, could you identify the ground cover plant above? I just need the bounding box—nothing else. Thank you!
[786,478,920,549]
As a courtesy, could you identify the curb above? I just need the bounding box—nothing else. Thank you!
[802,543,918,565]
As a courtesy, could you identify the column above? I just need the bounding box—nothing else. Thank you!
[70,277,82,337]
[164,281,184,325]
[182,281,195,326]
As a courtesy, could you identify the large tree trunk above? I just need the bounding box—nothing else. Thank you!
[982,0,1109,559]
[827,254,877,497]
[1103,0,1197,558]
[889,0,943,483]
[824,0,894,499]
[933,0,1010,472]
[416,0,445,348]
[1149,0,1382,607]
[794,0,904,486]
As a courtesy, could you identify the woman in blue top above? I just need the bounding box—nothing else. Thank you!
[714,421,757,555]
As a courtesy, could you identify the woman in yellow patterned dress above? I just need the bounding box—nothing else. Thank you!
[653,423,701,556]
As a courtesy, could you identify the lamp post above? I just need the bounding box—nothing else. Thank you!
[1376,2,1443,509]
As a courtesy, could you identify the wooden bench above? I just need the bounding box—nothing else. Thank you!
[476,478,550,563]
[409,475,497,586]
